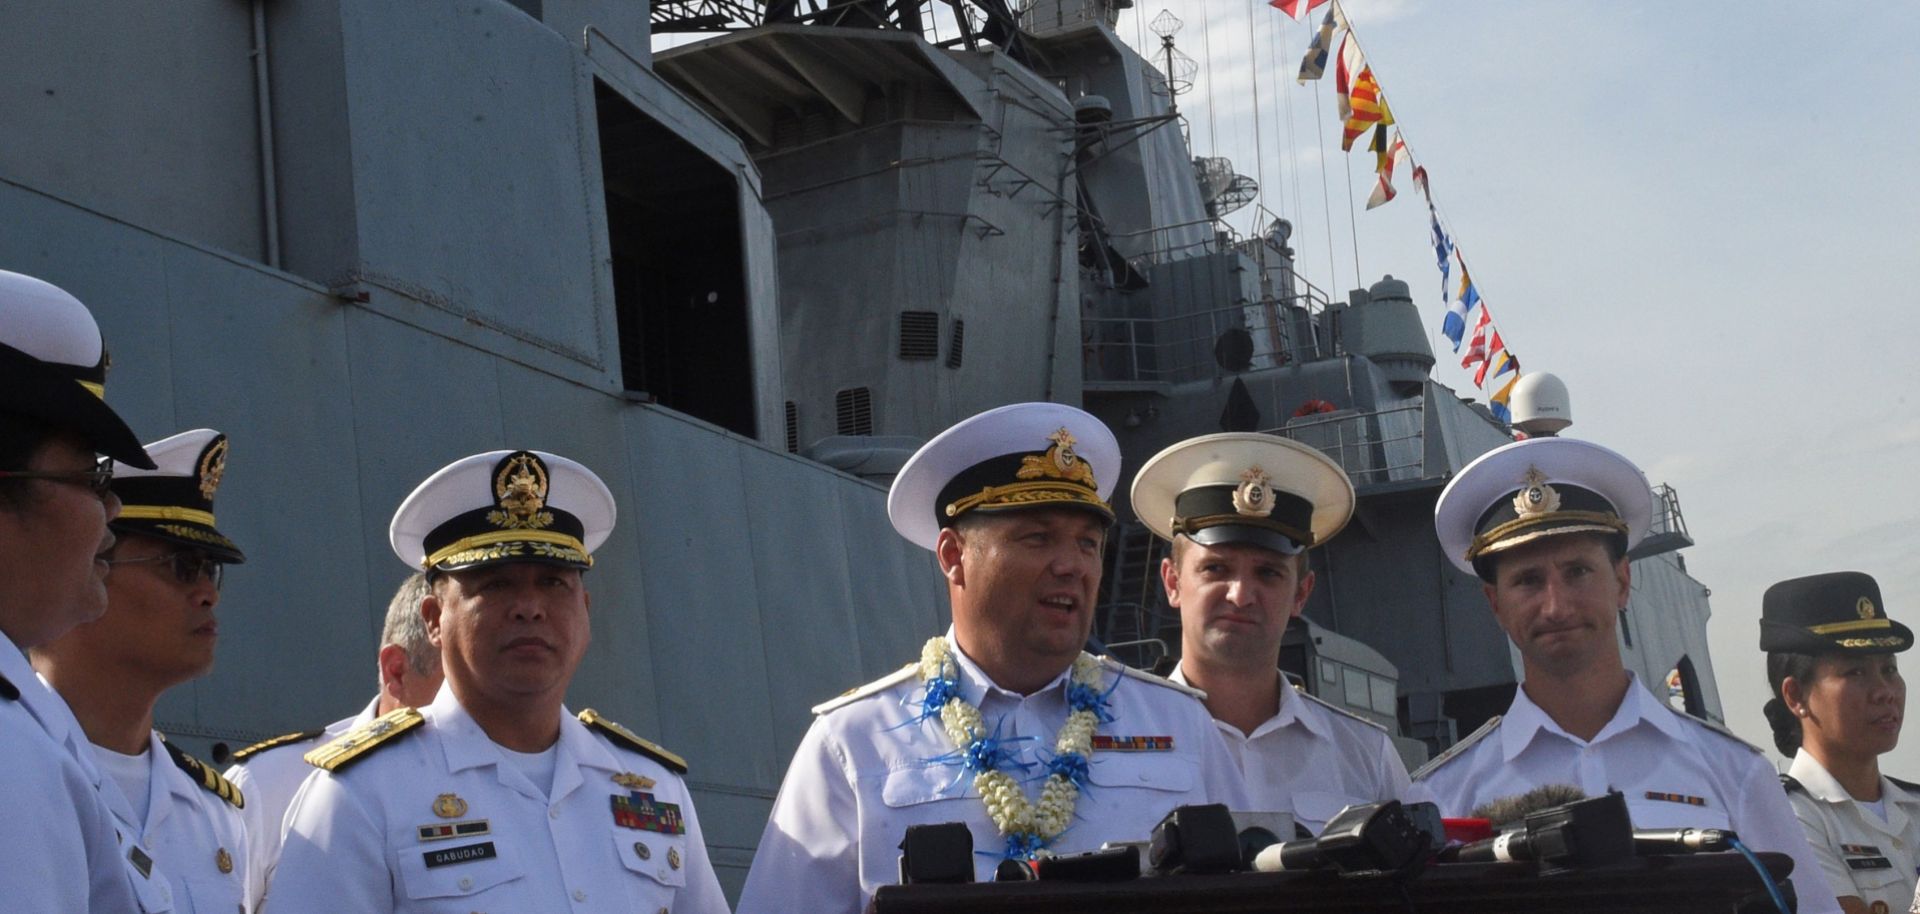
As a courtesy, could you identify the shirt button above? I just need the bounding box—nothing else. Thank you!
[549,807,561,820]
[658,908,669,914]
[458,876,473,891]
[573,889,587,902]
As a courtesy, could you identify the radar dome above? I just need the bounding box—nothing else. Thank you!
[1510,372,1571,436]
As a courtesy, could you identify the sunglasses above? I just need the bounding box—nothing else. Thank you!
[106,550,225,590]
[0,459,115,498]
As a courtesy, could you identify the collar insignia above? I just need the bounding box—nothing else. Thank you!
[1859,597,1878,620]
[1512,466,1561,518]
[1231,465,1275,517]
[198,437,229,501]
[1017,427,1097,488]
[488,451,555,530]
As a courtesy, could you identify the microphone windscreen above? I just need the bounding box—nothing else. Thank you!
[1469,784,1587,828]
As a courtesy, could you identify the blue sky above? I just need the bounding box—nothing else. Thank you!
[1116,0,1920,772]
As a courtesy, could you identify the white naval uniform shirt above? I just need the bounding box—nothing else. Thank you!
[226,696,377,912]
[95,732,250,914]
[269,685,728,914]
[1414,673,1842,914]
[0,633,147,913]
[735,634,1250,914]
[1169,663,1410,835]
[1784,749,1920,913]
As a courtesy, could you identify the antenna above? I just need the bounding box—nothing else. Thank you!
[1148,11,1196,113]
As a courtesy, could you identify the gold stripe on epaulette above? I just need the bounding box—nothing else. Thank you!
[304,707,424,772]
[164,742,246,810]
[578,709,687,774]
[231,728,326,762]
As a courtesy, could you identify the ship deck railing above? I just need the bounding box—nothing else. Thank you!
[1262,401,1429,487]
[1083,297,1325,385]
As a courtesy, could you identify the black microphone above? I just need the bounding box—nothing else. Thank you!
[1251,800,1434,876]
[1448,791,1634,871]
[1632,827,1736,855]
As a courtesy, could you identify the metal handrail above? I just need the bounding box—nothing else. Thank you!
[1261,401,1429,484]
[1084,298,1318,383]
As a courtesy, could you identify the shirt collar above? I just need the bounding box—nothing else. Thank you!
[427,682,614,802]
[943,626,1075,704]
[1789,748,1920,814]
[1169,661,1324,740]
[1500,671,1679,761]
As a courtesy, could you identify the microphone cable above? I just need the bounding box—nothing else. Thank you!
[1725,836,1792,914]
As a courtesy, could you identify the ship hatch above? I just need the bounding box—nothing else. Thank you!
[594,79,756,437]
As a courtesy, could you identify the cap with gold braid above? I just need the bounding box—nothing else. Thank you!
[887,402,1119,551]
[110,429,245,563]
[0,269,153,468]
[1433,437,1652,578]
[390,449,615,573]
[1130,432,1354,556]
[1760,571,1911,655]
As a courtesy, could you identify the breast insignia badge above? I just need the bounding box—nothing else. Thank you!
[432,793,469,819]
[613,771,656,790]
[611,791,686,835]
[216,847,233,874]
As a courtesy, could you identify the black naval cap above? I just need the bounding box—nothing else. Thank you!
[0,270,154,469]
[1760,571,1911,655]
[110,429,246,563]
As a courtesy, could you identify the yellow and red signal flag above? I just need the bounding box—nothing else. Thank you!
[1366,128,1410,209]
[1342,66,1393,151]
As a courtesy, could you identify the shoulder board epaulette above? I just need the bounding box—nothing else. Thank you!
[163,740,246,809]
[1780,773,1806,795]
[1097,655,1207,701]
[811,662,919,716]
[1411,715,1501,782]
[1671,707,1763,755]
[0,670,17,702]
[578,709,687,774]
[303,707,424,773]
[231,728,327,763]
[1888,776,1920,795]
[1296,687,1391,734]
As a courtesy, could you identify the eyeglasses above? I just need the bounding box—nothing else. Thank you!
[0,460,115,497]
[105,551,225,590]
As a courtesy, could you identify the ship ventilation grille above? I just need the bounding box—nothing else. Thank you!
[898,311,940,360]
[835,387,874,436]
[947,319,965,369]
[784,401,800,453]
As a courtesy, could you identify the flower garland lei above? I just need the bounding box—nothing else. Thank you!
[913,637,1113,860]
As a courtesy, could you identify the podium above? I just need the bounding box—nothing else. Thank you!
[872,852,1797,914]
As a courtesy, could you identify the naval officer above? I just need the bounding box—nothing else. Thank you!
[1133,432,1411,835]
[1413,436,1840,913]
[736,403,1246,914]
[225,571,443,911]
[33,429,252,914]
[0,268,154,912]
[1760,572,1920,914]
[269,449,727,914]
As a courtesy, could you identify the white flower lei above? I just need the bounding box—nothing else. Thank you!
[916,637,1107,857]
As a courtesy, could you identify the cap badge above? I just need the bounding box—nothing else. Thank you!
[1231,466,1275,518]
[1859,597,1878,620]
[488,452,555,531]
[1017,427,1097,488]
[1512,466,1561,519]
[197,437,229,501]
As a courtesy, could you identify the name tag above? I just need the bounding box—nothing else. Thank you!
[1845,856,1892,871]
[423,841,497,869]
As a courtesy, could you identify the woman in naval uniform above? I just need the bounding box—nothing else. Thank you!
[1762,571,1919,914]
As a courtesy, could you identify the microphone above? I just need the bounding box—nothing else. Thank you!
[1447,791,1634,871]
[1469,784,1588,828]
[1250,800,1435,876]
[1632,827,1736,855]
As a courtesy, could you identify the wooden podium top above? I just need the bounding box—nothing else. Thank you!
[872,852,1796,914]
